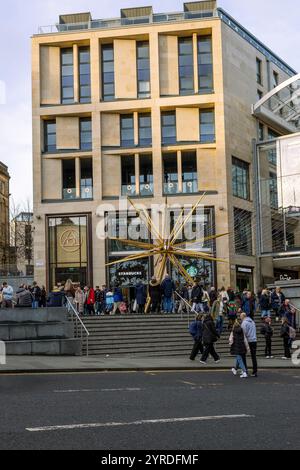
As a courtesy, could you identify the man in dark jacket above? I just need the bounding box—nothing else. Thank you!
[15,285,33,308]
[189,314,203,360]
[47,287,64,307]
[260,317,274,358]
[135,281,147,314]
[280,317,291,359]
[191,282,204,313]
[149,277,162,314]
[161,275,175,314]
[200,314,220,364]
[31,282,42,309]
[271,287,285,321]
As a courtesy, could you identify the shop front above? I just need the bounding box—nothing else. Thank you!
[236,266,254,292]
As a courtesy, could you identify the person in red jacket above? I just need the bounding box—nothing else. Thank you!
[85,286,95,316]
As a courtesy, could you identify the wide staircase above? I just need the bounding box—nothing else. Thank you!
[81,313,288,358]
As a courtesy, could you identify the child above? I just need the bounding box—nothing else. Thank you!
[105,289,114,315]
[260,317,274,358]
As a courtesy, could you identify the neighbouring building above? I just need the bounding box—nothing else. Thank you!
[11,212,34,276]
[32,1,298,298]
[0,162,10,275]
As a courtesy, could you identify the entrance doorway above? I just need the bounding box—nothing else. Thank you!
[236,266,254,292]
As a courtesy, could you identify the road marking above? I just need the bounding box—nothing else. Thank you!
[180,381,197,386]
[54,388,142,394]
[26,414,254,433]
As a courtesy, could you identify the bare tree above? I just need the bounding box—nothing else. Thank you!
[10,198,33,276]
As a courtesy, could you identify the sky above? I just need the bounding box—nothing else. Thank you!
[0,0,299,206]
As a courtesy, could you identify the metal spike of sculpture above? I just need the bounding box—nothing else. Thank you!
[106,195,229,312]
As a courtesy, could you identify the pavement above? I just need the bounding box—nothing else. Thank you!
[0,354,299,373]
[0,369,299,450]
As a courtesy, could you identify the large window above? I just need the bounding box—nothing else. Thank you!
[234,208,253,256]
[139,113,152,147]
[79,47,91,103]
[121,115,134,147]
[102,44,115,101]
[178,37,194,95]
[137,42,151,99]
[198,35,213,93]
[182,151,198,193]
[62,159,76,200]
[269,172,278,210]
[273,71,279,88]
[80,158,93,199]
[48,216,89,290]
[61,48,74,104]
[268,128,280,165]
[200,109,215,143]
[44,121,56,152]
[161,112,176,145]
[163,153,178,195]
[80,118,92,151]
[140,154,153,196]
[121,156,136,196]
[232,157,250,200]
[256,58,262,85]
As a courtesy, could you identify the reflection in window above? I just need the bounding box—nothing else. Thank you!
[198,35,213,93]
[62,159,76,200]
[179,37,194,95]
[234,208,253,256]
[44,121,56,152]
[163,153,178,195]
[61,48,74,104]
[79,47,91,103]
[140,154,153,196]
[139,113,152,146]
[232,157,250,200]
[137,42,151,99]
[80,118,92,150]
[200,109,215,143]
[102,44,115,101]
[122,156,136,196]
[269,172,278,210]
[182,151,198,193]
[121,115,134,147]
[80,158,93,199]
[161,112,176,145]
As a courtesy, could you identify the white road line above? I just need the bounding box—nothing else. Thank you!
[26,414,254,433]
[53,388,142,394]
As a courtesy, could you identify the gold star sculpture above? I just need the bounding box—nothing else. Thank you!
[106,194,229,313]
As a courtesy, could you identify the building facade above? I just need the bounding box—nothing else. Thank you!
[11,212,34,276]
[0,162,10,275]
[32,1,297,295]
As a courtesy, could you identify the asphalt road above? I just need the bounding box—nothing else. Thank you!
[0,369,299,450]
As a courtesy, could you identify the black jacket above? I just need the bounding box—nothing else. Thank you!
[16,288,32,308]
[47,291,64,307]
[280,324,290,339]
[149,282,162,303]
[260,324,273,339]
[260,294,271,310]
[191,285,203,303]
[202,316,220,345]
[230,326,247,356]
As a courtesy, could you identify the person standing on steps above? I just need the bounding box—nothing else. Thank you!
[260,317,274,359]
[200,314,220,364]
[271,287,285,321]
[189,314,204,361]
[135,280,147,314]
[161,274,175,314]
[280,317,292,360]
[148,277,162,314]
[240,312,258,377]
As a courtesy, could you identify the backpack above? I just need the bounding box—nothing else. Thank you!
[227,301,237,318]
[289,327,296,340]
[189,321,198,337]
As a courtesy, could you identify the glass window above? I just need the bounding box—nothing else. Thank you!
[140,154,153,196]
[102,44,115,101]
[182,151,198,194]
[258,123,264,141]
[61,49,74,104]
[268,128,280,165]
[137,42,151,99]
[121,115,134,147]
[81,158,93,199]
[161,111,176,145]
[139,113,152,146]
[200,109,215,143]
[179,37,194,95]
[163,153,178,194]
[257,89,263,101]
[80,118,92,151]
[79,47,91,103]
[269,172,278,210]
[273,71,279,88]
[232,157,250,200]
[256,58,262,85]
[121,156,136,196]
[44,120,56,152]
[62,159,76,200]
[234,208,253,256]
[198,35,213,93]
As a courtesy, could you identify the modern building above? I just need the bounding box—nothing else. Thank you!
[32,0,298,297]
[11,212,34,276]
[0,162,10,275]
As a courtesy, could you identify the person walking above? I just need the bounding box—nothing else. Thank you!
[161,274,175,314]
[280,317,291,360]
[260,317,274,359]
[271,287,285,321]
[1,282,14,308]
[242,291,256,319]
[105,288,114,315]
[135,281,147,314]
[230,320,249,378]
[189,314,204,361]
[200,314,220,364]
[209,287,218,305]
[64,279,76,300]
[148,277,162,314]
[211,294,225,335]
[259,289,271,319]
[191,281,204,313]
[113,284,123,315]
[75,286,85,316]
[241,312,258,377]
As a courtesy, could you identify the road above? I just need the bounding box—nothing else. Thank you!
[0,369,299,450]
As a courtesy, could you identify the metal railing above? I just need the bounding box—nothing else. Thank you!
[174,291,197,327]
[290,303,300,332]
[65,297,90,356]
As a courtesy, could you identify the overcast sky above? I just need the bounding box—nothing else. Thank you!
[0,0,299,206]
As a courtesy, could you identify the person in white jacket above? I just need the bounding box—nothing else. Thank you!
[1,282,14,308]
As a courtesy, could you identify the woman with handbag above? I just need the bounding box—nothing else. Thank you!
[230,320,249,378]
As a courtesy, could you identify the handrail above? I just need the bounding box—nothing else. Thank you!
[65,296,90,357]
[290,303,300,332]
[174,291,197,327]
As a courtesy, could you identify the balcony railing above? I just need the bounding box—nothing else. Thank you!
[122,184,136,197]
[140,183,154,197]
[164,182,178,195]
[63,188,77,200]
[182,180,198,194]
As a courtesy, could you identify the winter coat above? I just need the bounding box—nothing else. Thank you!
[2,285,13,300]
[189,320,203,341]
[260,294,271,310]
[230,326,247,356]
[191,285,203,303]
[179,286,189,300]
[260,324,273,339]
[242,317,257,343]
[95,289,105,303]
[271,291,285,310]
[113,288,123,303]
[280,305,295,326]
[280,324,290,339]
[202,315,220,345]
[211,300,223,320]
[135,283,147,305]
[31,286,41,301]
[47,290,64,307]
[161,278,175,298]
[75,290,85,313]
[149,282,162,303]
[86,288,95,305]
[209,290,218,304]
[242,296,256,317]
[16,288,32,308]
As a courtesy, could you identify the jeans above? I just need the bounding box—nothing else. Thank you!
[192,303,204,313]
[236,355,247,373]
[216,316,224,335]
[261,310,271,318]
[163,297,173,313]
[32,301,39,309]
[201,343,220,362]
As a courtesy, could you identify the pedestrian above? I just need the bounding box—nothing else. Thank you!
[191,281,204,313]
[271,287,285,321]
[40,286,47,308]
[209,287,218,305]
[105,288,114,314]
[260,317,274,358]
[200,314,220,364]
[75,286,85,316]
[260,289,271,319]
[280,299,296,328]
[177,283,189,315]
[85,286,95,315]
[161,274,175,314]
[189,314,204,361]
[230,320,249,378]
[113,284,123,315]
[135,280,147,314]
[148,277,162,314]
[280,317,292,360]
[242,291,256,319]
[211,294,225,335]
[227,299,238,331]
[1,282,14,308]
[202,286,210,313]
[47,286,64,307]
[15,285,33,308]
[240,312,258,377]
[64,279,76,300]
[31,282,42,309]
[95,286,106,316]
